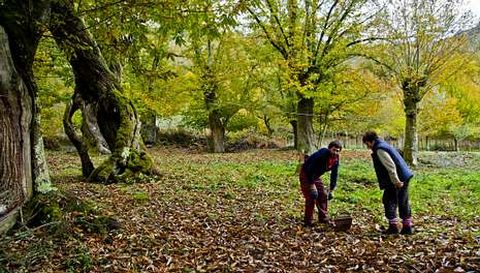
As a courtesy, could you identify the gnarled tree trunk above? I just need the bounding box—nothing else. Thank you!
[49,0,155,183]
[0,26,33,216]
[63,94,95,177]
[0,0,53,233]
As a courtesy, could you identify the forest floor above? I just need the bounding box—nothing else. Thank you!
[1,147,479,272]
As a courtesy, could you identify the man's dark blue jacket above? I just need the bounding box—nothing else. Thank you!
[302,148,339,191]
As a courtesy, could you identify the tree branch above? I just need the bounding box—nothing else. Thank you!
[246,6,288,59]
[266,0,291,48]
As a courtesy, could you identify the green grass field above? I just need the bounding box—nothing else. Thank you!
[1,148,479,272]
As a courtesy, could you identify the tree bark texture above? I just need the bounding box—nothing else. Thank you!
[63,95,95,177]
[0,0,53,225]
[203,70,225,153]
[208,110,225,153]
[297,97,316,154]
[80,102,111,155]
[0,26,32,215]
[290,120,298,149]
[403,85,420,166]
[49,0,154,182]
[140,109,157,147]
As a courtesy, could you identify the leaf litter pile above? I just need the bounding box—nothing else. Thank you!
[1,148,479,272]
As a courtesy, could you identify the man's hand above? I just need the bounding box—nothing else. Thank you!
[309,184,318,200]
[394,180,404,189]
[328,190,334,200]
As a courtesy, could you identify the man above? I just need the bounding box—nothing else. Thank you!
[299,141,342,227]
[362,131,414,235]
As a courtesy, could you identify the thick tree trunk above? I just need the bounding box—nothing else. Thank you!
[49,0,155,183]
[0,0,53,233]
[208,110,225,153]
[403,91,419,166]
[0,26,33,215]
[203,67,225,153]
[88,91,154,182]
[204,89,225,153]
[297,96,316,154]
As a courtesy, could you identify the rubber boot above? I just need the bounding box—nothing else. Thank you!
[304,218,314,228]
[400,225,414,235]
[383,224,400,235]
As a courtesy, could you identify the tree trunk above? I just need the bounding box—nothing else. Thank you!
[0,0,53,233]
[140,109,157,147]
[290,120,298,149]
[208,110,225,153]
[263,115,274,137]
[49,0,155,183]
[204,87,225,153]
[80,101,111,155]
[403,93,419,166]
[32,99,52,193]
[0,26,33,215]
[202,63,225,153]
[63,95,95,177]
[297,96,316,154]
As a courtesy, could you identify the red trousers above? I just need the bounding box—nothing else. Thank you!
[299,167,328,224]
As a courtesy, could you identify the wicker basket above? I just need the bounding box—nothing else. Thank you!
[333,215,353,231]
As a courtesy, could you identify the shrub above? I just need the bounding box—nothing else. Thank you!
[155,128,207,148]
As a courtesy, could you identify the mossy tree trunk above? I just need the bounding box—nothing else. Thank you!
[202,67,225,153]
[49,0,155,183]
[63,94,95,177]
[0,0,53,232]
[402,78,425,166]
[204,88,225,153]
[0,26,33,215]
[140,109,157,147]
[80,101,111,155]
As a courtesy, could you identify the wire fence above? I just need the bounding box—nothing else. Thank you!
[319,134,480,151]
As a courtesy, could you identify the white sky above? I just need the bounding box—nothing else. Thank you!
[466,0,480,17]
